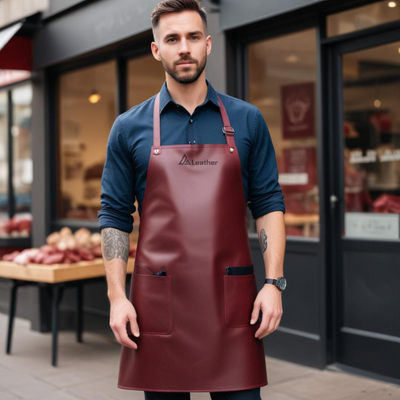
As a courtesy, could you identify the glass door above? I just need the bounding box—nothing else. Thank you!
[329,30,400,379]
[342,42,400,240]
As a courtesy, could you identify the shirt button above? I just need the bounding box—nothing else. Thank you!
[189,119,193,123]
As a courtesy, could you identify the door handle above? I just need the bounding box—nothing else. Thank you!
[330,194,339,208]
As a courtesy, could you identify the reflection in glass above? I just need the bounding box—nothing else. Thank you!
[0,91,8,223]
[328,0,400,37]
[248,29,319,238]
[12,85,32,216]
[343,41,400,240]
[58,61,116,221]
[128,54,165,109]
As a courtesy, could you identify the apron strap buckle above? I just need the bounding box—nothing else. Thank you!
[222,126,235,135]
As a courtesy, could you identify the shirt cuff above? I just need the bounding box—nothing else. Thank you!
[98,210,133,234]
[248,192,286,220]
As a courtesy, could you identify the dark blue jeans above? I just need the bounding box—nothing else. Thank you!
[144,387,261,399]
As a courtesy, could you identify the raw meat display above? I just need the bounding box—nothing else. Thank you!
[373,194,400,214]
[1,227,137,265]
[0,216,32,236]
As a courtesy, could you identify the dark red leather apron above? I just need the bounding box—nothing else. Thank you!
[118,93,268,393]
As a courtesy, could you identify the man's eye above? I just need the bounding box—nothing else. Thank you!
[167,38,176,43]
[191,36,199,40]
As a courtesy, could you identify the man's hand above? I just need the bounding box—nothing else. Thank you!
[101,227,139,349]
[109,297,140,349]
[250,284,283,339]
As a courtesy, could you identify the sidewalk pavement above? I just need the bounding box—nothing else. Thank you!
[0,313,398,400]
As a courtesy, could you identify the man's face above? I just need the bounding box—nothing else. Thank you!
[151,11,212,85]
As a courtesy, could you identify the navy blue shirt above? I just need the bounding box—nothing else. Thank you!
[98,79,285,234]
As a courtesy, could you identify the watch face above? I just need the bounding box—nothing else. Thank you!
[277,277,287,290]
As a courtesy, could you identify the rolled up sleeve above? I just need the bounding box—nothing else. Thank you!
[247,108,285,220]
[97,118,136,233]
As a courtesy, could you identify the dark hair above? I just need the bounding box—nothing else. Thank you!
[151,0,207,34]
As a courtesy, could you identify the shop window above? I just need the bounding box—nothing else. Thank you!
[127,54,165,241]
[12,85,32,216]
[0,85,32,238]
[342,41,400,241]
[248,29,319,238]
[0,91,8,222]
[58,60,116,221]
[327,1,400,37]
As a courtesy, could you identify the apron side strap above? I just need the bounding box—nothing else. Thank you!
[153,93,161,148]
[217,95,236,148]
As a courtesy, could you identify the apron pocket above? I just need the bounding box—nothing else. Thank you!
[132,274,173,335]
[224,272,258,328]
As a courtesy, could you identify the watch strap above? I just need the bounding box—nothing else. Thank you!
[264,279,277,285]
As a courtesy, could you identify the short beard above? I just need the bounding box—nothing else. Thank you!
[162,53,207,85]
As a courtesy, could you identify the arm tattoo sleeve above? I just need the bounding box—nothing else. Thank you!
[101,228,130,263]
[258,228,268,253]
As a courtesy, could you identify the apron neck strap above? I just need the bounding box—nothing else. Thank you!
[153,92,236,148]
[217,94,235,148]
[153,93,161,148]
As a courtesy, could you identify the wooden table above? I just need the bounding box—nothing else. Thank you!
[284,213,319,237]
[0,257,135,367]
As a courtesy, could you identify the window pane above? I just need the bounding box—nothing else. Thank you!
[58,60,116,221]
[328,1,400,37]
[248,29,319,238]
[12,84,32,217]
[343,41,400,240]
[127,54,165,241]
[0,91,8,223]
[127,54,165,108]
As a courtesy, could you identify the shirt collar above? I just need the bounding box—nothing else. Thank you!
[159,78,220,114]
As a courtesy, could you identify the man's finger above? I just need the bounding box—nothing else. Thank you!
[128,316,140,338]
[250,301,261,324]
[117,322,138,349]
[261,311,283,339]
[254,309,271,339]
[264,316,278,337]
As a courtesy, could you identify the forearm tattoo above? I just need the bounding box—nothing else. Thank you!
[101,228,129,262]
[259,228,268,253]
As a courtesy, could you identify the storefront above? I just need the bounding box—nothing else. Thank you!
[222,0,400,381]
[0,0,45,251]
[0,0,399,382]
[0,1,45,319]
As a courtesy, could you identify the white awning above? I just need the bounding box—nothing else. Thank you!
[0,21,23,51]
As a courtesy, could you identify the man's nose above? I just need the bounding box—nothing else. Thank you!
[178,38,190,54]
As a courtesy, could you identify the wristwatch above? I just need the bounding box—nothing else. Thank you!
[264,276,287,291]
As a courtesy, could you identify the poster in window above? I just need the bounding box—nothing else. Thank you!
[281,82,315,139]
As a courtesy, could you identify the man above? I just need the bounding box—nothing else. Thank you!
[98,0,287,399]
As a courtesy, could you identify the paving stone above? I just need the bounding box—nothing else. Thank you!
[265,356,320,385]
[272,369,390,400]
[0,385,23,400]
[27,388,83,400]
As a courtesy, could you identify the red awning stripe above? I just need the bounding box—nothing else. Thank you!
[0,21,32,71]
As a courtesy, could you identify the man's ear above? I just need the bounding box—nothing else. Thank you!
[151,41,161,62]
[206,35,212,56]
